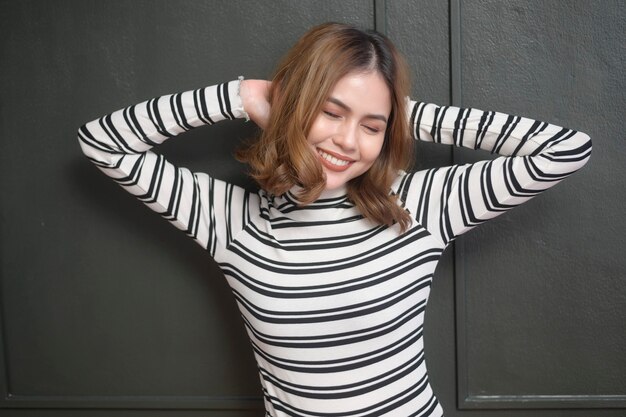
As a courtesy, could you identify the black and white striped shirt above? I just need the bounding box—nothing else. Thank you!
[78,80,591,416]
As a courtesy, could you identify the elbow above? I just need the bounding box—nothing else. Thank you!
[551,130,592,174]
[77,122,106,163]
[578,131,592,168]
[567,130,592,173]
[77,123,92,159]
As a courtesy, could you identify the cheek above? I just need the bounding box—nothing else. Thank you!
[363,138,385,162]
[306,117,333,144]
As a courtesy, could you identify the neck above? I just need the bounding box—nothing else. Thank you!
[288,184,349,202]
[319,185,348,199]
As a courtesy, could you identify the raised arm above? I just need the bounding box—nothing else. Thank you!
[396,101,592,246]
[78,80,250,256]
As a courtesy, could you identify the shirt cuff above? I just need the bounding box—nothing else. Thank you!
[229,76,250,121]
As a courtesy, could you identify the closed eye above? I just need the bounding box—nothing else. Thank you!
[363,125,381,134]
[323,110,341,119]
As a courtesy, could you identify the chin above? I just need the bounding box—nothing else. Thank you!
[323,174,349,191]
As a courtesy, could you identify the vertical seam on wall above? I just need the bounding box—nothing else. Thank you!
[450,0,462,106]
[374,0,386,34]
[0,303,9,397]
[449,0,467,409]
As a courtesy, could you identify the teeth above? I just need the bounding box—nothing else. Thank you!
[318,149,350,166]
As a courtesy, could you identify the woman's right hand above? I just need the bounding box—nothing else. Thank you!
[240,79,271,129]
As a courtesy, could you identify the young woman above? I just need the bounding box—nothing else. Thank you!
[78,23,591,417]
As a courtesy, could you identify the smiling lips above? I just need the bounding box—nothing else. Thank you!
[317,148,354,172]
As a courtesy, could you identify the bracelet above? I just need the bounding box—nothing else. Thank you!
[237,75,250,122]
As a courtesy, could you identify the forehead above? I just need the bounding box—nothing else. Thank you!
[327,71,391,116]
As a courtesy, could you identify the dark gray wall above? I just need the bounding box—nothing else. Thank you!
[1,1,624,416]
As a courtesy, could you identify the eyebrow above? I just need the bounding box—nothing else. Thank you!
[327,97,388,123]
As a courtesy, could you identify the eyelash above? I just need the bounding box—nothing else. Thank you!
[323,111,381,134]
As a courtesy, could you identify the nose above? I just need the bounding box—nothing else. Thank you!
[332,121,358,152]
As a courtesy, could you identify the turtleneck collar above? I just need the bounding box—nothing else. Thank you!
[283,184,351,207]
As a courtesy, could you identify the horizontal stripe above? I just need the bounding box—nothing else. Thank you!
[78,82,591,417]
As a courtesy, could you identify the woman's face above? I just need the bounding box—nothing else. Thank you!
[307,71,391,190]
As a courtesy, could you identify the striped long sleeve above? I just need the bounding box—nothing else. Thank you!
[77,81,250,255]
[78,83,592,417]
[396,101,592,246]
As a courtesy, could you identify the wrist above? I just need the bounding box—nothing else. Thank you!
[238,79,271,129]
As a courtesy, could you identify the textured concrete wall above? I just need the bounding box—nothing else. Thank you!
[458,0,626,404]
[1,1,624,416]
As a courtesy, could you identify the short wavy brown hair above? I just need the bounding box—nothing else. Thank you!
[237,22,413,231]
